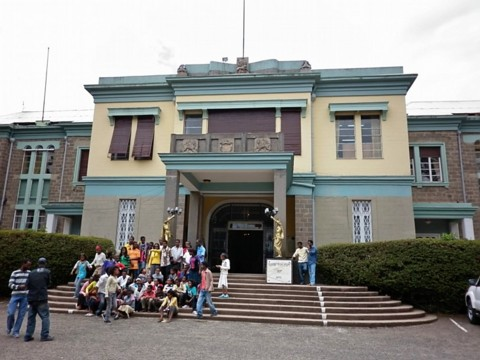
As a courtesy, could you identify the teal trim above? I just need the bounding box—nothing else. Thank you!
[329,102,389,121]
[315,74,417,97]
[461,116,480,132]
[62,123,92,137]
[72,146,89,186]
[84,83,174,104]
[313,176,414,197]
[160,152,294,189]
[84,176,167,196]
[176,99,307,111]
[43,202,84,216]
[16,140,60,150]
[409,143,449,187]
[107,107,161,125]
[413,202,478,219]
[182,172,273,193]
[407,115,463,132]
[9,126,66,140]
[166,74,319,96]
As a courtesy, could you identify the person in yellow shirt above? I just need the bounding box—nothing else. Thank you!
[158,290,178,323]
[148,243,161,275]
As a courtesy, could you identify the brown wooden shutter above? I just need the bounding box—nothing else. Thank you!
[281,108,301,155]
[132,116,155,159]
[77,149,89,182]
[208,109,275,133]
[420,147,440,157]
[108,117,132,159]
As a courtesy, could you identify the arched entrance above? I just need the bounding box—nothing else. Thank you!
[208,203,273,273]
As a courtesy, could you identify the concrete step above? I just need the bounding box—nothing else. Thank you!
[50,273,437,327]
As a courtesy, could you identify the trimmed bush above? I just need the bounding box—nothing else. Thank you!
[0,230,113,297]
[317,238,480,313]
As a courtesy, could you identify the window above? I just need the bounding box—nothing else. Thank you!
[184,114,202,134]
[336,115,355,159]
[22,146,32,174]
[108,116,132,160]
[361,115,382,158]
[116,199,136,249]
[282,108,302,155]
[352,200,372,243]
[132,116,155,159]
[76,148,89,182]
[410,145,447,185]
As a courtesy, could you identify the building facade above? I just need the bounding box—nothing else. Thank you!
[2,60,478,273]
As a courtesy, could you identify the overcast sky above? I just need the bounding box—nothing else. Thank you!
[0,0,479,115]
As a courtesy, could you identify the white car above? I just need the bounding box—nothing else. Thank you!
[465,276,480,324]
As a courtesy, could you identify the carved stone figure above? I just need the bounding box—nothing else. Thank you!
[219,138,234,153]
[236,57,249,73]
[255,137,272,152]
[177,64,187,76]
[182,139,198,153]
[300,60,311,71]
[271,216,284,258]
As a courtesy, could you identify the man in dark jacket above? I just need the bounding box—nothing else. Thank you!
[24,257,54,342]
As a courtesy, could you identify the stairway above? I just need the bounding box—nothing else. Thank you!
[48,273,437,327]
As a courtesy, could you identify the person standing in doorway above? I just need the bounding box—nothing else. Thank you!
[307,240,318,286]
[195,261,218,319]
[196,239,206,263]
[292,242,309,285]
[6,259,31,338]
[216,253,230,298]
[24,257,53,342]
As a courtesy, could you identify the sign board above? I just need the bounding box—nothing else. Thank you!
[266,259,292,284]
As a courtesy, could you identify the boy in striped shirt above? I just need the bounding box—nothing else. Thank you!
[6,259,32,338]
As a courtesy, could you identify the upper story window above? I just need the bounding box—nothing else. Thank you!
[132,115,155,160]
[74,148,90,183]
[108,116,132,160]
[336,115,356,159]
[361,115,382,159]
[184,114,202,134]
[410,144,448,185]
[281,108,302,155]
[336,114,383,159]
[21,144,55,174]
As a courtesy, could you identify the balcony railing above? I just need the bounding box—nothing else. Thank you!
[170,133,284,153]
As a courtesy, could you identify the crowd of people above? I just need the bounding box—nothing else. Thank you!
[72,237,229,323]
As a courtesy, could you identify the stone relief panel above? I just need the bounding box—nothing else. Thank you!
[219,138,234,153]
[182,139,198,153]
[254,137,272,152]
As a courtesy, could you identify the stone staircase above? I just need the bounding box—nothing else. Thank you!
[48,273,437,327]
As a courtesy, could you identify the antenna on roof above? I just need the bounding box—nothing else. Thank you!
[41,47,50,122]
[242,0,245,58]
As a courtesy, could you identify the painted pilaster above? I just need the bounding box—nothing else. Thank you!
[164,169,179,245]
[449,221,460,238]
[187,191,201,244]
[275,107,282,133]
[63,217,72,235]
[462,218,475,240]
[274,169,287,256]
[45,213,57,233]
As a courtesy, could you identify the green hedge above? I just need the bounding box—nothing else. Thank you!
[0,230,113,297]
[317,238,480,313]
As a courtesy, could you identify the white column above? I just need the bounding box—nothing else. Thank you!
[449,221,460,238]
[45,214,57,233]
[63,217,72,235]
[462,218,475,240]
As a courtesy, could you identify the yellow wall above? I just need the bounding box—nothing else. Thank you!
[312,95,411,176]
[88,102,175,177]
[176,93,313,173]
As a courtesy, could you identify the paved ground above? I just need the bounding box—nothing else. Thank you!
[1,301,479,360]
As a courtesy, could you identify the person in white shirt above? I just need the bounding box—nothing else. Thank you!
[117,269,131,289]
[216,253,230,298]
[95,272,108,316]
[170,239,184,269]
[91,245,106,276]
[292,242,309,285]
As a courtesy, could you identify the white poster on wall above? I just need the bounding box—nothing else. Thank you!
[266,259,292,284]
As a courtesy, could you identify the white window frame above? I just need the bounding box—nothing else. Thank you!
[116,199,136,249]
[409,144,448,187]
[352,200,372,243]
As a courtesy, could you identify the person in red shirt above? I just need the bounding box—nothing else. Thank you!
[195,261,218,319]
[140,285,156,312]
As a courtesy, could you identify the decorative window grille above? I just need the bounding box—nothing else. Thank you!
[352,200,372,243]
[116,199,136,249]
